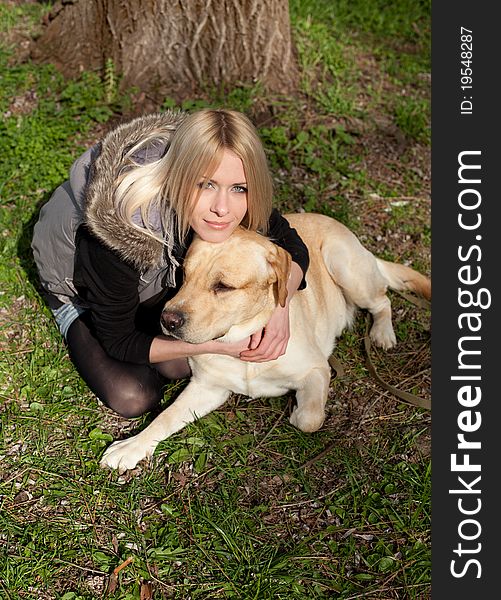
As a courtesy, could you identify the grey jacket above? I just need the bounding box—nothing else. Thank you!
[31,111,186,308]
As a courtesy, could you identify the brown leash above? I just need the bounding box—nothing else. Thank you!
[329,291,431,411]
[363,314,431,411]
[328,354,345,378]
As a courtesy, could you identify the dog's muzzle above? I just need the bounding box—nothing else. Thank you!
[161,310,185,334]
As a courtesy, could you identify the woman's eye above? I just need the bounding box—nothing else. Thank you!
[232,185,247,193]
[197,181,214,189]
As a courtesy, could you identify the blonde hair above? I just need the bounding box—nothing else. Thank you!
[114,109,273,247]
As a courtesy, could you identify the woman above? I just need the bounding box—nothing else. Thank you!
[32,108,309,418]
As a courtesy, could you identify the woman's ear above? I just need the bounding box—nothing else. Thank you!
[267,245,291,307]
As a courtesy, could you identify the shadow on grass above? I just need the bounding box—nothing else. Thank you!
[16,189,54,299]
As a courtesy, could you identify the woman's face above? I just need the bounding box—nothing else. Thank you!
[189,150,248,243]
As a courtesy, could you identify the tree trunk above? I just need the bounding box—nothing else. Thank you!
[30,0,299,104]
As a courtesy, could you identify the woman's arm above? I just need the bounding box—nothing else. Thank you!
[265,209,309,287]
[240,210,309,362]
[149,335,252,363]
[74,226,155,363]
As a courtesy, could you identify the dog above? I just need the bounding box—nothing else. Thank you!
[100,212,431,473]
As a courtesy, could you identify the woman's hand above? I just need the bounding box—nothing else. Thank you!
[239,302,291,362]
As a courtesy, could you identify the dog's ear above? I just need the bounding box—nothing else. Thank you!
[267,245,291,307]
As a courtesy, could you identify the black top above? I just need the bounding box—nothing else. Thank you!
[73,209,309,364]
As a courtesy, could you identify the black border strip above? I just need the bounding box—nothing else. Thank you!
[432,2,499,595]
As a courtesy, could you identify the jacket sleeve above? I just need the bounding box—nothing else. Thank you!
[73,226,156,364]
[267,209,309,289]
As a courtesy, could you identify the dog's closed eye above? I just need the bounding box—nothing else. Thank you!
[212,281,236,293]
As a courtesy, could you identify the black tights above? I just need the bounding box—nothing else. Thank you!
[66,315,190,418]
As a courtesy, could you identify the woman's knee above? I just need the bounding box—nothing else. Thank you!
[101,374,163,418]
[65,318,165,418]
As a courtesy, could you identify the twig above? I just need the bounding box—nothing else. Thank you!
[300,442,337,470]
[275,484,343,509]
[113,556,134,575]
[255,404,289,448]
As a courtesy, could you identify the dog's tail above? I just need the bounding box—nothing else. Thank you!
[376,259,431,300]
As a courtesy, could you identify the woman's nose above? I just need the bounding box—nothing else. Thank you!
[210,189,230,216]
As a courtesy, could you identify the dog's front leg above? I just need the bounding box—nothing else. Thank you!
[289,366,331,433]
[100,382,230,473]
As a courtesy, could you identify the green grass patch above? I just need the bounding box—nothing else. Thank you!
[0,58,113,201]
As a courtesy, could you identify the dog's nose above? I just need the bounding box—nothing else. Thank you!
[161,310,185,332]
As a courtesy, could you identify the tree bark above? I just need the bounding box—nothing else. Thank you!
[30,0,299,104]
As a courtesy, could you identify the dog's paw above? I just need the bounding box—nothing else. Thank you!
[290,406,325,433]
[100,435,157,474]
[369,323,397,350]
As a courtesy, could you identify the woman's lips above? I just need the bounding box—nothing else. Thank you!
[204,220,231,229]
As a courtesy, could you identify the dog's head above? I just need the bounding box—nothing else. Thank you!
[161,228,291,344]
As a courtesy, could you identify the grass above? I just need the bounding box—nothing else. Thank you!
[0,1,430,598]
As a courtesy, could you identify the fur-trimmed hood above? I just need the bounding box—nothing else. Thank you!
[84,110,186,271]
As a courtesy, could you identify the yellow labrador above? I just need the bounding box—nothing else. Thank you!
[101,213,430,472]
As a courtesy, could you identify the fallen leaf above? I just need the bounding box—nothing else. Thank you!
[104,572,118,595]
[140,581,154,599]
